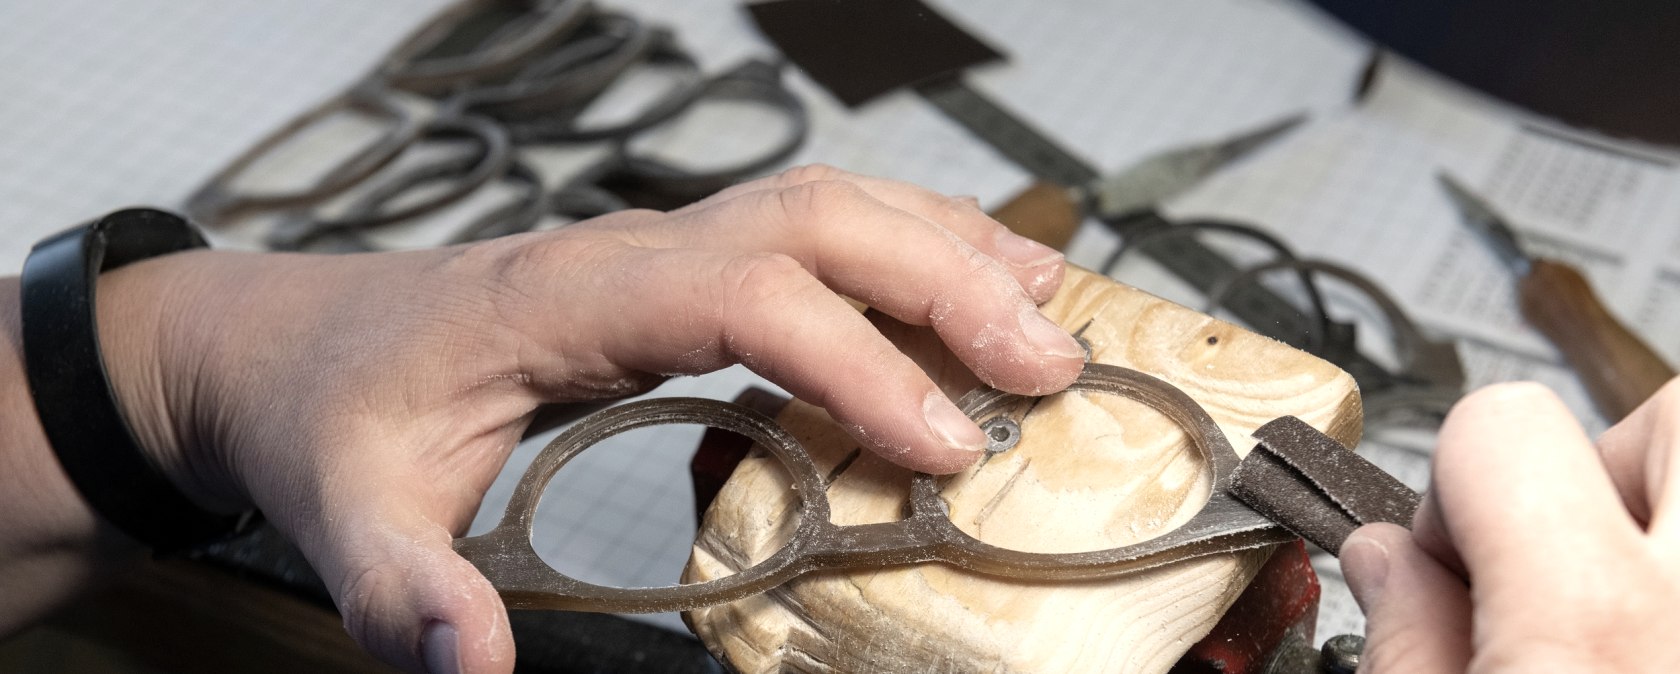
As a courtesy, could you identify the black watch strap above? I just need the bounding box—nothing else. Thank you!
[21,208,251,553]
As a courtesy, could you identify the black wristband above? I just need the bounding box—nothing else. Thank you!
[21,208,253,554]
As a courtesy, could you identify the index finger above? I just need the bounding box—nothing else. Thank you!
[678,165,1067,303]
[1428,383,1642,589]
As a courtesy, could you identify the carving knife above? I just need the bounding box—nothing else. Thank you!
[1437,172,1675,421]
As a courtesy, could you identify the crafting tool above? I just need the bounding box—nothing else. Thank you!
[1074,122,1467,413]
[1206,257,1466,422]
[924,79,1474,422]
[1437,173,1676,421]
[925,53,1460,418]
[1080,114,1305,221]
[185,1,807,252]
[744,0,1438,412]
[270,58,807,252]
[455,363,1418,614]
[925,84,1440,397]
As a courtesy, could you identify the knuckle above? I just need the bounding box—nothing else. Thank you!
[566,207,665,233]
[467,232,619,301]
[773,179,867,226]
[435,234,561,293]
[941,193,985,220]
[948,240,1005,287]
[492,238,569,288]
[483,239,570,317]
[719,252,813,311]
[775,163,846,187]
[429,232,630,356]
[714,253,822,368]
[336,564,395,648]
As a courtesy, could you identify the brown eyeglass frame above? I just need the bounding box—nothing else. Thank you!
[454,363,1292,614]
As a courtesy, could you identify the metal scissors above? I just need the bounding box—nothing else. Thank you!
[1090,117,1466,424]
[456,363,1419,613]
[185,0,597,225]
[184,0,806,253]
[378,0,595,95]
[269,57,807,253]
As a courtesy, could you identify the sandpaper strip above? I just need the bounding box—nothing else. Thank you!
[1232,415,1421,554]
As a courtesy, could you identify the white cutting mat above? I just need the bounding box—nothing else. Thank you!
[39,0,1671,647]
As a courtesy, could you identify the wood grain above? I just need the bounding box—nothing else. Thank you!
[988,181,1082,251]
[682,266,1360,673]
[1519,259,1676,422]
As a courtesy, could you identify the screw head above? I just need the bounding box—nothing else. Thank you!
[979,417,1021,454]
[1320,634,1364,674]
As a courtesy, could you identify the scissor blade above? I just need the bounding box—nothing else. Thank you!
[1436,172,1533,275]
[1087,113,1307,219]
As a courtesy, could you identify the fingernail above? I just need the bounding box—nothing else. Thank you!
[924,392,986,453]
[1340,535,1391,612]
[954,195,982,208]
[1019,307,1084,360]
[422,620,461,674]
[993,228,1063,268]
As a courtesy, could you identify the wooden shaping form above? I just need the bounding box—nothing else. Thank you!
[682,266,1361,673]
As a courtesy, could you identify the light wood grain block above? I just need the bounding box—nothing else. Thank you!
[682,265,1361,673]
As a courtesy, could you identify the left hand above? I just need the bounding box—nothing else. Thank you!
[93,165,1082,673]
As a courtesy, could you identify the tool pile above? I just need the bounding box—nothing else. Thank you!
[184,0,809,253]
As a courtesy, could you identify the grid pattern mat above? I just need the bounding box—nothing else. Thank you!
[1,0,1370,638]
[16,0,1662,650]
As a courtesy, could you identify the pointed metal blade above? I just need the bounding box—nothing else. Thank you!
[1087,113,1307,219]
[1436,172,1533,275]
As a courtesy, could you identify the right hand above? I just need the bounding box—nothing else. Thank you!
[1341,379,1680,672]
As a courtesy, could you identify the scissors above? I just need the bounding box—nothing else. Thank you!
[456,363,1420,613]
[184,0,596,225]
[267,57,808,253]
[1089,118,1466,424]
[184,0,807,252]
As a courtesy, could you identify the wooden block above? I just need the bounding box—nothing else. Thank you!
[682,266,1361,673]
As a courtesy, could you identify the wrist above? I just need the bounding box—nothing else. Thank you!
[95,249,251,514]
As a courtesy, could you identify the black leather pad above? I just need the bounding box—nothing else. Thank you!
[745,0,1004,107]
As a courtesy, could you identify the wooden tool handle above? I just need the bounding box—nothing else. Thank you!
[988,181,1081,251]
[1519,259,1676,422]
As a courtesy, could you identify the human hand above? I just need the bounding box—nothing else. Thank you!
[94,165,1083,673]
[1340,379,1680,672]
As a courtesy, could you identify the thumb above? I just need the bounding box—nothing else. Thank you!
[302,496,515,674]
[1340,523,1472,673]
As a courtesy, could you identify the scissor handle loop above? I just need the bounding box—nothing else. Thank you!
[183,86,426,225]
[1207,258,1465,395]
[381,0,594,95]
[1104,219,1339,355]
[266,114,513,251]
